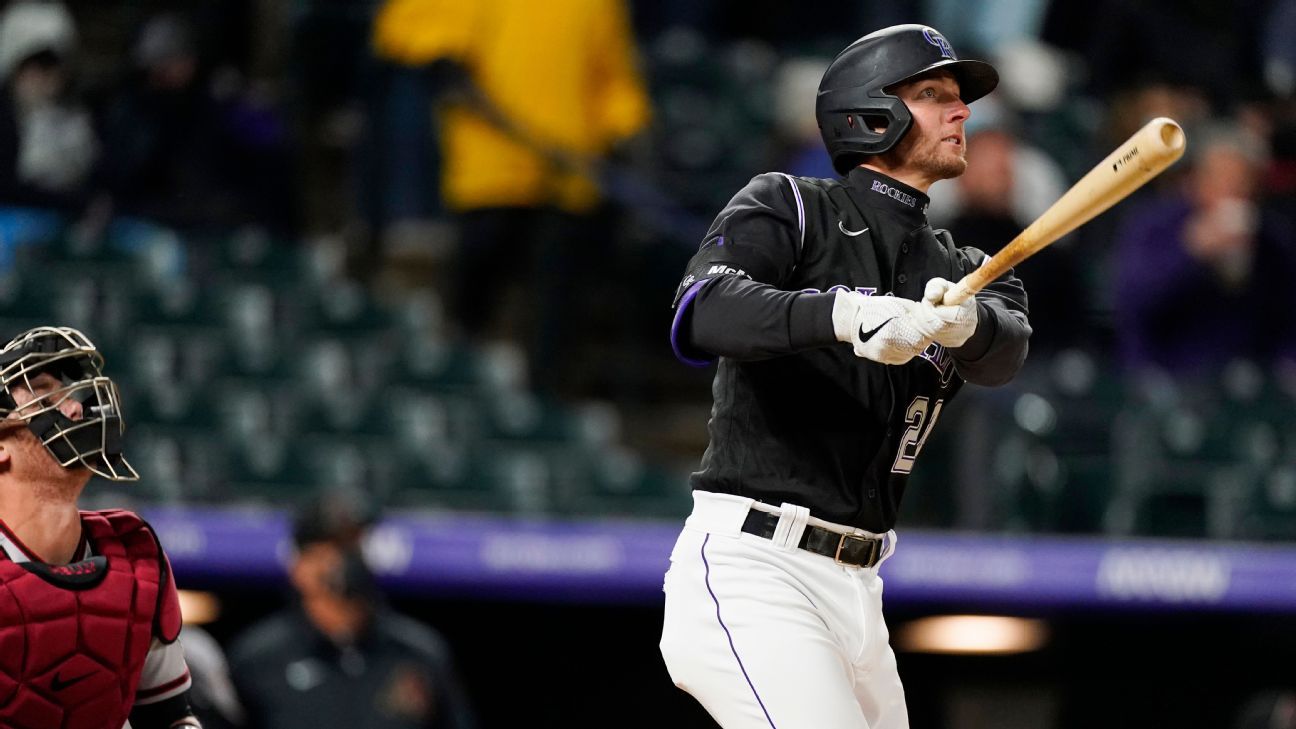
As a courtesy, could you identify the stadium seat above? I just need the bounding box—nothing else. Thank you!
[127,427,230,504]
[391,440,519,514]
[1238,466,1296,540]
[222,435,316,505]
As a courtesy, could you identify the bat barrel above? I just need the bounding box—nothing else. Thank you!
[1113,117,1186,180]
[942,117,1186,307]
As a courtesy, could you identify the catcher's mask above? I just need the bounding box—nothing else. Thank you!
[0,326,138,481]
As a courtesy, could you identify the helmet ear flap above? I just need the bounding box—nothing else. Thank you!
[817,92,912,174]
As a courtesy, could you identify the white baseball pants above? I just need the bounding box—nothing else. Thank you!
[659,491,908,729]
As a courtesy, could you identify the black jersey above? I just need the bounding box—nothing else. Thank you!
[669,167,1031,532]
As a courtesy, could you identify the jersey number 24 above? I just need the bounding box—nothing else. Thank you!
[892,396,943,474]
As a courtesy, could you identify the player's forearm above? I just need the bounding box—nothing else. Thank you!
[684,276,837,360]
[950,301,1031,385]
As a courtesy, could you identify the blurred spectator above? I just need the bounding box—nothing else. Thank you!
[927,0,1050,55]
[771,56,834,179]
[228,492,475,729]
[1100,81,1213,160]
[1263,0,1296,100]
[1253,1,1296,224]
[0,0,98,211]
[930,124,1087,353]
[372,0,652,397]
[1076,0,1268,111]
[285,1,397,247]
[95,11,293,233]
[686,0,909,48]
[1113,121,1296,375]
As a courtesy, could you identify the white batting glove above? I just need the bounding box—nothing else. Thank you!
[921,277,978,348]
[832,290,940,365]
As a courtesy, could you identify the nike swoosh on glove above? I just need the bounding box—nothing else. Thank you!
[921,277,978,348]
[832,290,939,365]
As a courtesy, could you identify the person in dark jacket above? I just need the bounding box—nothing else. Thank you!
[228,494,475,729]
[0,1,98,211]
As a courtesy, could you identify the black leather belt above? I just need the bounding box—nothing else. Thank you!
[741,510,884,567]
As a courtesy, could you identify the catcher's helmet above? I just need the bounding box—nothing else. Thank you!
[816,24,999,174]
[0,326,138,481]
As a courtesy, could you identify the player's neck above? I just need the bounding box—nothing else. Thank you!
[0,494,83,564]
[859,162,936,193]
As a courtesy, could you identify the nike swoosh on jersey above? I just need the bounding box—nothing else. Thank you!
[839,220,869,237]
[858,317,895,343]
[51,671,94,691]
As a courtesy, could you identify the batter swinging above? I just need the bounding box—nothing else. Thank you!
[659,25,1031,729]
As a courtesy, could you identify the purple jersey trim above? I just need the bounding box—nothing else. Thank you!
[777,173,805,253]
[670,279,715,367]
[702,534,777,728]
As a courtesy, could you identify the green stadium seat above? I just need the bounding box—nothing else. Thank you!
[1231,466,1296,540]
[127,427,230,504]
[0,270,55,320]
[397,339,491,390]
[386,386,485,450]
[212,378,305,446]
[970,364,1119,534]
[391,440,517,513]
[210,227,308,283]
[222,436,315,505]
[122,381,219,430]
[293,434,401,502]
[480,391,578,442]
[1131,490,1210,538]
[294,334,399,408]
[549,444,692,519]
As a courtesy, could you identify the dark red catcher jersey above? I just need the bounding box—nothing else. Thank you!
[0,509,184,729]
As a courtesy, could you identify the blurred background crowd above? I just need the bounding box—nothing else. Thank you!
[1,0,1295,727]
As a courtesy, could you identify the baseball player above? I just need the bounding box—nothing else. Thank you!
[0,326,203,729]
[659,25,1031,729]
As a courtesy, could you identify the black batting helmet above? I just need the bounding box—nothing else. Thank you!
[0,326,138,481]
[816,24,999,175]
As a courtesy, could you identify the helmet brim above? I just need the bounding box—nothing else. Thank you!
[892,58,999,105]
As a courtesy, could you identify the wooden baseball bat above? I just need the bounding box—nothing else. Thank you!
[942,117,1187,306]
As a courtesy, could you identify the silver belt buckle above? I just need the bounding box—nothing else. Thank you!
[834,533,880,566]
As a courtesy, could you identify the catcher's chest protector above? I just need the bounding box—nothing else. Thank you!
[0,509,182,729]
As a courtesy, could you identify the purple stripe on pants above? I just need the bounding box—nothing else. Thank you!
[701,534,777,728]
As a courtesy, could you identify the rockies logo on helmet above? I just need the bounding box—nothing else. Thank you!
[0,326,138,481]
[921,28,955,60]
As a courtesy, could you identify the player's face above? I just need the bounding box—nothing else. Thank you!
[0,371,91,486]
[8,371,85,422]
[292,542,347,600]
[885,71,971,185]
